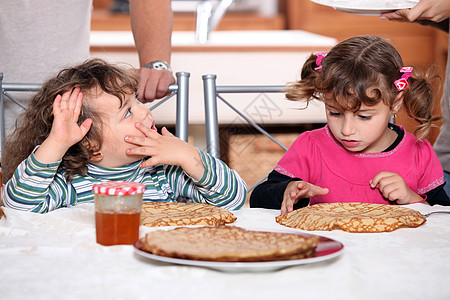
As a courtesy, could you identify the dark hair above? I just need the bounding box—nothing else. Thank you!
[285,35,441,139]
[2,58,139,182]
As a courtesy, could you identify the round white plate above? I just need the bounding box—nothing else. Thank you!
[311,0,419,16]
[134,232,344,272]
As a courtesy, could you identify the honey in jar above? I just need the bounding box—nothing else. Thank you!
[93,181,145,246]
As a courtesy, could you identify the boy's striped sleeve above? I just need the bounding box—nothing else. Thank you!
[166,149,247,210]
[2,152,72,213]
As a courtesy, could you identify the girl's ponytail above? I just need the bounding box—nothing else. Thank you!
[401,68,441,140]
[285,54,321,102]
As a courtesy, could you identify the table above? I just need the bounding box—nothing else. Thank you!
[1,203,449,300]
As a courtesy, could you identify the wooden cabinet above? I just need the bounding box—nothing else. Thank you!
[92,1,285,32]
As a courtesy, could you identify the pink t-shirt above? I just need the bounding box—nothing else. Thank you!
[274,125,444,205]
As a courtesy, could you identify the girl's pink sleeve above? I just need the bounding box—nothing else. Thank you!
[416,139,445,194]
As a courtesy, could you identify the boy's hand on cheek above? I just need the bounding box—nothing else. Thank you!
[125,124,180,165]
[126,124,205,180]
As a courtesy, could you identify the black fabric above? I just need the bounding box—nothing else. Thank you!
[416,18,449,32]
[384,123,404,152]
[425,183,450,206]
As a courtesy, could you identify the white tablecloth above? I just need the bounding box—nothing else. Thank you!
[1,203,449,300]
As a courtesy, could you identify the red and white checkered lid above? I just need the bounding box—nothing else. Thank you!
[92,181,146,196]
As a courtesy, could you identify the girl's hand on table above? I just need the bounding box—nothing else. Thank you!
[281,181,329,215]
[370,171,423,204]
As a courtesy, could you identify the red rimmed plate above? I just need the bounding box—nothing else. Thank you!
[133,229,344,272]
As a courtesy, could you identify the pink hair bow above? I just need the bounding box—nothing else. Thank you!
[394,67,413,91]
[314,52,327,71]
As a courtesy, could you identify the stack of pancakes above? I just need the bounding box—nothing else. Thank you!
[138,202,319,262]
[141,226,319,262]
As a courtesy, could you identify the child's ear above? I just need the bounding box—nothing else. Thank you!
[82,138,103,161]
[392,91,404,114]
[89,151,103,162]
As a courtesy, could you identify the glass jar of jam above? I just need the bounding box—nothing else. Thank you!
[93,181,145,246]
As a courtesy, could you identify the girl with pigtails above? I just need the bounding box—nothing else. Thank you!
[250,35,450,214]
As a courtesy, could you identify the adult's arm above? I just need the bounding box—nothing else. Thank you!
[129,0,175,102]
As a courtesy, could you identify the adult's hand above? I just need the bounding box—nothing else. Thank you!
[136,68,175,102]
[381,0,450,22]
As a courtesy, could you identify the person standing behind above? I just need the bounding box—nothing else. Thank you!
[0,0,174,132]
[130,0,175,101]
[381,0,450,197]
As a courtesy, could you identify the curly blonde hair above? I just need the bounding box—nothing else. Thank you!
[2,58,139,182]
[285,35,441,140]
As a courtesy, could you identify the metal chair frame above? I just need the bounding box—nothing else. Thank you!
[202,74,290,191]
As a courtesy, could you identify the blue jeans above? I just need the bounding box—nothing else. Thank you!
[444,171,450,197]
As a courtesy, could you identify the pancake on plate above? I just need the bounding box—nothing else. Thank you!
[140,202,236,227]
[140,226,320,262]
[276,202,426,233]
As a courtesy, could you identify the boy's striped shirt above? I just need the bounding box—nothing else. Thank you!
[3,149,247,213]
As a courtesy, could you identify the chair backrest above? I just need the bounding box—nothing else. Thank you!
[0,72,190,154]
[202,74,290,191]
